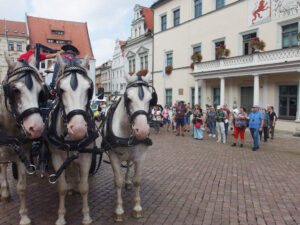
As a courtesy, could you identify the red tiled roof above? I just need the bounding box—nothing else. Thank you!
[27,15,94,59]
[0,19,28,37]
[141,7,153,32]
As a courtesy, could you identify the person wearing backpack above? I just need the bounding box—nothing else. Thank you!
[267,106,277,139]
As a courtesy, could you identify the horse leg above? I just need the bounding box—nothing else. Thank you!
[110,154,124,222]
[52,154,68,225]
[125,161,132,191]
[0,163,10,202]
[132,156,145,218]
[79,155,92,225]
[17,161,31,225]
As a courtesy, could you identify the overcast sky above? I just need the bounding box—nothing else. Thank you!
[0,0,156,66]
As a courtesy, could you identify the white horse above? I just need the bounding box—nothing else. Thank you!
[47,55,98,225]
[103,72,156,221]
[0,53,45,225]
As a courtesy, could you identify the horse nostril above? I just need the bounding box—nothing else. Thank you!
[135,128,139,133]
[29,126,35,132]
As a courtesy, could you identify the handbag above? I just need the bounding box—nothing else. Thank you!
[195,121,201,128]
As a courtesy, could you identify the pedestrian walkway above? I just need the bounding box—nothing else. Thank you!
[0,131,299,225]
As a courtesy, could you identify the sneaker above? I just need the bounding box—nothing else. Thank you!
[231,143,236,147]
[240,144,243,147]
[176,133,180,136]
[212,134,216,138]
[181,134,184,137]
[209,134,212,137]
[223,141,226,144]
[217,140,221,143]
[187,130,190,132]
[252,147,257,151]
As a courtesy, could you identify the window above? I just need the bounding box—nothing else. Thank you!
[213,88,220,110]
[215,40,225,59]
[140,55,148,70]
[135,29,137,37]
[166,53,173,66]
[129,59,135,73]
[282,23,298,48]
[195,0,202,18]
[191,87,201,107]
[139,26,141,36]
[16,43,22,51]
[41,62,45,69]
[8,42,14,51]
[47,39,54,43]
[51,30,64,35]
[243,32,257,55]
[279,85,298,119]
[216,0,225,9]
[173,9,180,27]
[193,45,201,54]
[166,89,172,107]
[161,15,167,31]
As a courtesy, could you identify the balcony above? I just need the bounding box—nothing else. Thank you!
[193,47,300,79]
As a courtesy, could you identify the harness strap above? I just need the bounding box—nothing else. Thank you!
[66,109,87,123]
[17,107,42,125]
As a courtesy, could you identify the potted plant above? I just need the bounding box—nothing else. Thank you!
[191,51,202,63]
[216,44,230,59]
[137,69,148,76]
[250,37,266,52]
[128,72,134,76]
[165,65,173,75]
[190,62,194,70]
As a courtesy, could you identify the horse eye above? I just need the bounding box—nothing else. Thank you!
[12,88,20,95]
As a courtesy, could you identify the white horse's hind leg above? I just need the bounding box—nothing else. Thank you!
[0,163,11,202]
[125,161,132,190]
[79,155,92,225]
[132,156,145,218]
[17,161,31,225]
[110,153,124,222]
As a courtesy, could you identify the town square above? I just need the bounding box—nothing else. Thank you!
[0,0,300,224]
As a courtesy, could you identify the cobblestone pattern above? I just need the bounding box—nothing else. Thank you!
[0,131,300,225]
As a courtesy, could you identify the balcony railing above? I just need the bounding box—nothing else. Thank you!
[194,47,300,73]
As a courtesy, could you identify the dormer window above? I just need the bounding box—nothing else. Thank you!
[51,30,64,35]
[14,30,18,33]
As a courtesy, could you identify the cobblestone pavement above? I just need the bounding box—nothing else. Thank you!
[0,130,300,225]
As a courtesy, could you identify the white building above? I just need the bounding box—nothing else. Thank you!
[152,0,300,132]
[100,60,112,99]
[124,4,154,83]
[111,39,126,95]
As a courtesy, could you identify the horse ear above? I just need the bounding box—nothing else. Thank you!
[81,55,89,70]
[125,72,136,83]
[28,55,36,68]
[4,52,16,70]
[142,72,151,83]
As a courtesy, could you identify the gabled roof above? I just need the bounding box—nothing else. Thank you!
[141,7,153,32]
[119,40,126,57]
[26,15,94,59]
[151,0,169,9]
[0,19,28,37]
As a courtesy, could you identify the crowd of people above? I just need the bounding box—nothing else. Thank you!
[151,102,277,151]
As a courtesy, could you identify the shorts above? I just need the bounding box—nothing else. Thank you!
[176,118,185,127]
[184,116,191,125]
[163,118,170,125]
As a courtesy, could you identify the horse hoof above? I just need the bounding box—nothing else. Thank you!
[82,217,93,225]
[125,183,132,191]
[114,213,124,222]
[1,196,11,203]
[132,210,143,218]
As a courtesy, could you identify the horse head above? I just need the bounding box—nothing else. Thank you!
[56,55,93,141]
[124,72,156,140]
[4,53,45,139]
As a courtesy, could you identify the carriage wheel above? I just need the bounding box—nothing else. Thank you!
[11,162,18,180]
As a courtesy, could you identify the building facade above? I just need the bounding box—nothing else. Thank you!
[152,0,300,131]
[124,5,154,84]
[26,15,96,93]
[95,65,102,91]
[99,60,112,99]
[0,20,28,79]
[111,39,126,95]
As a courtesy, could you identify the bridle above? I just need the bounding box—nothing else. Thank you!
[123,75,158,125]
[2,60,47,131]
[0,60,47,174]
[44,60,101,184]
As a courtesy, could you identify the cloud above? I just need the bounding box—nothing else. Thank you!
[92,38,115,66]
[0,0,27,21]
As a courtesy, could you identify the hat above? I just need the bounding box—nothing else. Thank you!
[61,44,80,56]
[217,105,222,110]
[252,105,260,108]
